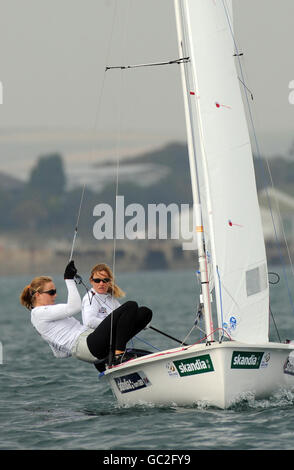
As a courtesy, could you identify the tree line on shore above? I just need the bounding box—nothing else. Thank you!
[1,142,294,242]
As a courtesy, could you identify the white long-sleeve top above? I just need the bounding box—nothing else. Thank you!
[82,289,121,329]
[31,279,88,358]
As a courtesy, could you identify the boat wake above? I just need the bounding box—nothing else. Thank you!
[110,388,294,413]
[229,388,294,411]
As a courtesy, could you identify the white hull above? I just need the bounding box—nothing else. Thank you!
[100,342,294,409]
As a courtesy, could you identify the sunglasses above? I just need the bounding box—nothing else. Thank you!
[40,289,57,296]
[92,278,111,284]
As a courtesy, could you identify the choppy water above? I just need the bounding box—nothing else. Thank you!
[1,268,294,451]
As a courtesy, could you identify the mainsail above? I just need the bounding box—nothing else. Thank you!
[175,0,269,343]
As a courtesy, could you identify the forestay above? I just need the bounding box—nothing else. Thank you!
[180,0,269,343]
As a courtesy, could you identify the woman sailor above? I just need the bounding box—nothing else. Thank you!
[20,261,151,366]
[81,263,152,364]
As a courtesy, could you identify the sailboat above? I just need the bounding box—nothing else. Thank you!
[99,0,294,409]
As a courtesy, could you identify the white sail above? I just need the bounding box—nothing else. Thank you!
[102,0,294,411]
[179,0,269,343]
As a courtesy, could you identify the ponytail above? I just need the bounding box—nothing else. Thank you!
[20,285,34,310]
[20,276,52,310]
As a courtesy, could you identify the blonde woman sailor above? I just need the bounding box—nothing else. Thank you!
[81,263,152,365]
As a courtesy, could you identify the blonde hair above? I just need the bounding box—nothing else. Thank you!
[90,263,125,298]
[20,276,53,310]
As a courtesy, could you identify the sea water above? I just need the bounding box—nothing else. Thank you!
[1,268,294,451]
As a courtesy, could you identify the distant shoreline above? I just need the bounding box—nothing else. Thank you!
[0,236,291,276]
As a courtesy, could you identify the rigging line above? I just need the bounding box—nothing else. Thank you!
[149,326,189,346]
[190,314,210,340]
[216,273,240,310]
[223,6,252,100]
[269,305,282,343]
[108,81,121,364]
[111,0,128,285]
[88,0,121,166]
[194,323,207,337]
[181,324,197,346]
[222,0,294,315]
[69,184,86,262]
[108,0,131,362]
[111,0,130,290]
[216,266,224,336]
[238,77,254,101]
[88,0,120,165]
[111,71,122,284]
[264,177,294,280]
[132,336,161,351]
[69,1,119,263]
[105,57,190,71]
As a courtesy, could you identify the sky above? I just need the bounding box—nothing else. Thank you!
[0,0,293,184]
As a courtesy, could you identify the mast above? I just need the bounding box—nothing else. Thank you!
[174,0,214,340]
[174,0,269,344]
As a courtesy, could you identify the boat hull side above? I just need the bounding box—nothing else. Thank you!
[100,342,294,409]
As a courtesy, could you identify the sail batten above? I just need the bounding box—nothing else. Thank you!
[180,0,269,343]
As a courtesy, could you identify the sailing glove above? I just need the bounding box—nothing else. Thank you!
[64,260,77,279]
